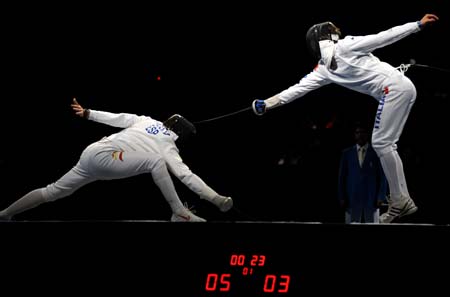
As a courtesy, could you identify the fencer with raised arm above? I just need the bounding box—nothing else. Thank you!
[252,14,439,223]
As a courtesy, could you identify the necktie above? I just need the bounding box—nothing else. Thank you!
[358,147,366,167]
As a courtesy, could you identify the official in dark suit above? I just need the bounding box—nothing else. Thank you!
[338,125,387,223]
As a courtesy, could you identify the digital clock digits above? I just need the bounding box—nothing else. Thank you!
[204,253,292,294]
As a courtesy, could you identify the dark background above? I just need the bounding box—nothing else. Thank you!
[2,1,449,224]
[2,222,448,295]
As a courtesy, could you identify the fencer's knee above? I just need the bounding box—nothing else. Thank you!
[371,141,395,158]
[371,134,395,157]
[400,78,417,103]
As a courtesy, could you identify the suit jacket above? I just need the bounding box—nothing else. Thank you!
[338,144,387,222]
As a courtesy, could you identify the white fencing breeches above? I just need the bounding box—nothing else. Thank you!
[371,74,416,200]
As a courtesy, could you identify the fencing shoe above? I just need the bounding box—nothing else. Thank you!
[380,196,417,223]
[171,204,206,222]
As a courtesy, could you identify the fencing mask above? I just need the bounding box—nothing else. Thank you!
[305,22,341,60]
[163,114,196,145]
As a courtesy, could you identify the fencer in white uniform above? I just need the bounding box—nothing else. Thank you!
[252,14,439,223]
[0,99,233,222]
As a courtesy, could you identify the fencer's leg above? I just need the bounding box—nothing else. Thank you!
[377,151,417,223]
[96,150,205,221]
[0,164,94,220]
[142,158,206,221]
[134,156,207,222]
[151,158,188,214]
[379,151,410,199]
[372,78,417,223]
[152,169,205,222]
[97,151,186,213]
[0,189,45,220]
[372,78,416,202]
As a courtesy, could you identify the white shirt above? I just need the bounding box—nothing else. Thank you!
[357,143,368,167]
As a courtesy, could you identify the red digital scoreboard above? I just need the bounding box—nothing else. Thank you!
[202,253,296,295]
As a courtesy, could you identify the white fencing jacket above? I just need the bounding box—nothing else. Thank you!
[265,21,421,108]
[88,110,219,199]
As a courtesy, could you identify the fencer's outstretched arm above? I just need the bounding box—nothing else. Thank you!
[163,147,233,212]
[164,147,221,199]
[72,99,224,198]
[71,98,148,128]
[251,13,439,117]
[252,68,330,115]
[346,14,439,54]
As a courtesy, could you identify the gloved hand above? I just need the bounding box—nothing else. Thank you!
[252,99,266,116]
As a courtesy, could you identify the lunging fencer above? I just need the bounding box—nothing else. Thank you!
[252,14,439,223]
[0,98,233,222]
